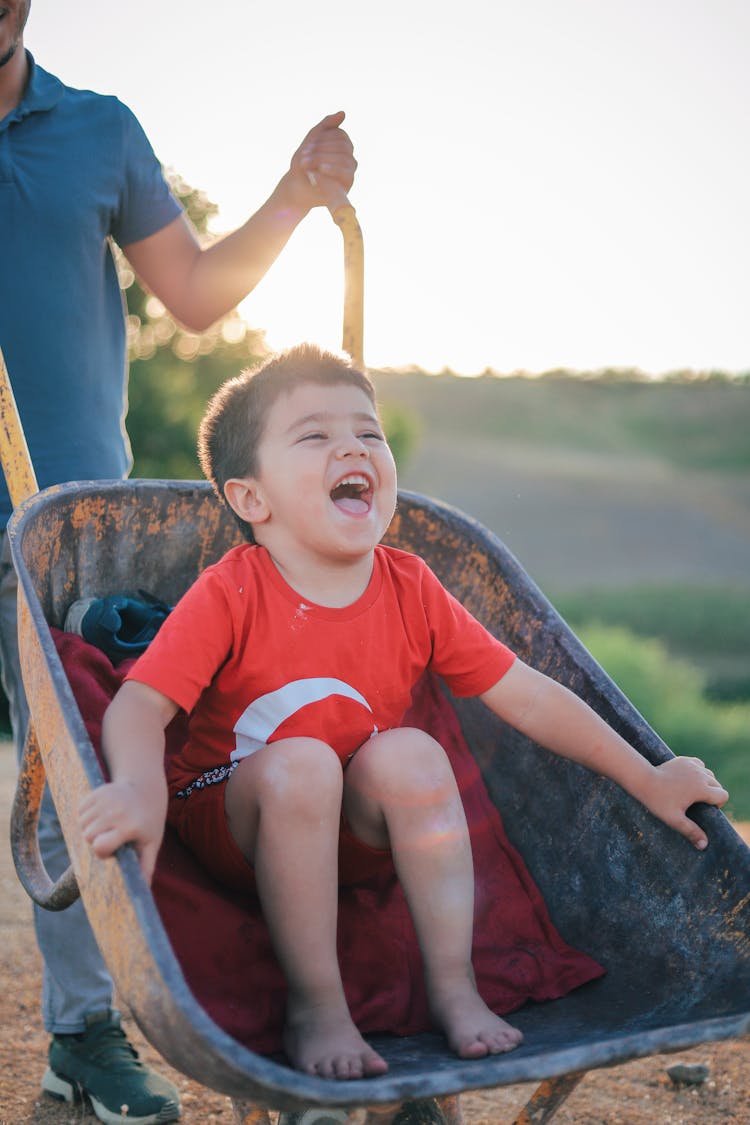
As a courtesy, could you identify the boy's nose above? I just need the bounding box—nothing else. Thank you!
[336,435,369,458]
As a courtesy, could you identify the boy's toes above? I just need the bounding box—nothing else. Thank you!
[311,1054,356,1079]
[482,1024,524,1054]
[330,1054,360,1080]
[286,1011,388,1080]
[455,1036,491,1060]
[310,1047,388,1080]
[453,1019,523,1059]
[362,1049,389,1077]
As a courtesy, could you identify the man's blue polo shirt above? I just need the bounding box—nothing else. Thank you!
[0,53,182,527]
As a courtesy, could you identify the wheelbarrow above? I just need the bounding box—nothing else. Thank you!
[2,196,749,1125]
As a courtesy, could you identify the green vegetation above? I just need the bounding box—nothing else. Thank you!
[575,623,750,821]
[373,368,750,471]
[379,401,421,472]
[554,585,750,703]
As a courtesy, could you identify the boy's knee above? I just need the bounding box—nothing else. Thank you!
[353,728,452,794]
[250,737,342,806]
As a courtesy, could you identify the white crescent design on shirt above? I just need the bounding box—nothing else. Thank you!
[231,677,376,761]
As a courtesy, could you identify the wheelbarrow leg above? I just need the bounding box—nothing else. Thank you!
[433,1095,463,1124]
[391,1098,462,1123]
[511,1072,585,1124]
[230,1100,273,1124]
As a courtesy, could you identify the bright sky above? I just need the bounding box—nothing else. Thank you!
[29,0,749,376]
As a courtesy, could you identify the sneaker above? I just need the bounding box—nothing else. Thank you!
[42,1009,181,1124]
[64,592,172,665]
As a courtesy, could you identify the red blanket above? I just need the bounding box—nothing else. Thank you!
[55,629,604,1054]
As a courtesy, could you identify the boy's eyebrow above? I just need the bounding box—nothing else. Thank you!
[286,410,381,434]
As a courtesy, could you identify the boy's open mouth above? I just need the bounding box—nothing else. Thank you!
[330,473,372,515]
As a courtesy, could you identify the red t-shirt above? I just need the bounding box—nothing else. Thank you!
[128,544,516,791]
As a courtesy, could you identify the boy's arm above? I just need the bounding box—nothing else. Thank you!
[480,659,728,850]
[79,680,178,884]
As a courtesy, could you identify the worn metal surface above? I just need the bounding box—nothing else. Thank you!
[7,479,750,1114]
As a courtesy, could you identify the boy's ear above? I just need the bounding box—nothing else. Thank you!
[223,478,270,525]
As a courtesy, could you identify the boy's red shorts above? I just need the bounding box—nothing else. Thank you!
[167,773,393,894]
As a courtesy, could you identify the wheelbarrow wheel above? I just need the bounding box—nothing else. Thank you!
[277,1111,350,1125]
[276,1098,455,1124]
[391,1100,457,1124]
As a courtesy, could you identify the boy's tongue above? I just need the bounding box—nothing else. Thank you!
[334,495,369,515]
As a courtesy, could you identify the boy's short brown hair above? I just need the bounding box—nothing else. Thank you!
[198,343,377,540]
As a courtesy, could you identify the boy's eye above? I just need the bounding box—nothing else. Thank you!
[360,430,384,441]
[298,431,326,442]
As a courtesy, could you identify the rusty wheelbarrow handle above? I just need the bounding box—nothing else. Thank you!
[323,180,364,369]
[0,345,38,508]
[0,347,81,909]
[332,202,364,369]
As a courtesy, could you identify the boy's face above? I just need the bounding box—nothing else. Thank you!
[231,381,397,565]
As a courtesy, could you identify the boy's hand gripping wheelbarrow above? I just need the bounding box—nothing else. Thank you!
[1,193,749,1125]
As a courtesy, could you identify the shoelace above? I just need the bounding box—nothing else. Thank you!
[73,1021,145,1070]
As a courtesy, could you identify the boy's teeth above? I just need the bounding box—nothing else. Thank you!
[331,474,371,509]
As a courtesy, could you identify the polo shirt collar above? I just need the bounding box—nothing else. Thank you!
[4,51,64,126]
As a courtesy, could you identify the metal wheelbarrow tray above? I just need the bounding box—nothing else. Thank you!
[8,473,750,1121]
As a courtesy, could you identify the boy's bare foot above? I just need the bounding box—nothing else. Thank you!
[429,975,524,1059]
[284,999,389,1079]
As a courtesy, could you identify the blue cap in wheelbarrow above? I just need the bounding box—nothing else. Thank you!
[64,593,172,664]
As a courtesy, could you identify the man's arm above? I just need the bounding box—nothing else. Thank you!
[123,112,356,332]
[480,659,729,849]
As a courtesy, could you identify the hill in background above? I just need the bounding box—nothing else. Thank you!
[372,369,750,716]
[373,369,750,593]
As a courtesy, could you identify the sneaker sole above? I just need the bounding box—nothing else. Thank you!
[63,597,97,636]
[42,1066,180,1124]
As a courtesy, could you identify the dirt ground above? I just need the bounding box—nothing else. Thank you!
[1,741,748,1125]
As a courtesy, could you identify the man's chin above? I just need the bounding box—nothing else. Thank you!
[0,40,20,70]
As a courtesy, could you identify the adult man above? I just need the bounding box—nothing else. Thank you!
[0,2,357,1121]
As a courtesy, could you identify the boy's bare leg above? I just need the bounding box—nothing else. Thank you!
[225,737,388,1079]
[344,728,523,1059]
